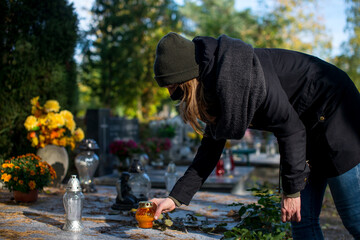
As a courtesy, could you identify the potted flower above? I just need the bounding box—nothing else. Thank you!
[109,139,144,171]
[141,137,172,168]
[187,131,203,152]
[0,153,57,202]
[24,96,85,185]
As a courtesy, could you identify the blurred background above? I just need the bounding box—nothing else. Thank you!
[1,0,359,161]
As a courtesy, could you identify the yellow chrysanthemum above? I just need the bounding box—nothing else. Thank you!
[24,116,39,131]
[39,135,45,143]
[18,180,24,185]
[47,113,65,129]
[30,96,39,106]
[13,177,18,181]
[58,138,67,146]
[38,116,47,126]
[74,128,85,142]
[60,110,76,133]
[65,119,76,133]
[51,139,59,146]
[31,136,39,147]
[31,106,37,115]
[28,180,36,190]
[187,132,197,139]
[44,100,60,113]
[60,110,73,122]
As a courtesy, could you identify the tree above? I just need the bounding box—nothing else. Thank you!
[0,0,79,159]
[180,0,332,56]
[333,0,360,90]
[180,0,260,43]
[81,0,182,120]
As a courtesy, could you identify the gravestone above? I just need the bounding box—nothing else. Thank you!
[85,109,139,177]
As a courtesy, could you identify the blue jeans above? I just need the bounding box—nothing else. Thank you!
[291,163,360,240]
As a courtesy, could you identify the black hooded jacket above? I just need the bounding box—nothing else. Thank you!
[169,36,360,205]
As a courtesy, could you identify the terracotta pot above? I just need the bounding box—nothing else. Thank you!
[14,189,38,203]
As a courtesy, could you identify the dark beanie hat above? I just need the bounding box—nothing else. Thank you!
[154,32,199,87]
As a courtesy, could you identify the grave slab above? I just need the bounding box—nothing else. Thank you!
[94,166,255,195]
[0,186,257,240]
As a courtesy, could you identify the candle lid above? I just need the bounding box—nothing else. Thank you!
[138,201,153,209]
[78,139,99,150]
[166,162,176,173]
[66,175,82,192]
[129,159,144,173]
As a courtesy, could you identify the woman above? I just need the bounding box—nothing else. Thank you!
[150,32,360,239]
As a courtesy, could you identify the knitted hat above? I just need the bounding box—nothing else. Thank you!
[154,32,199,87]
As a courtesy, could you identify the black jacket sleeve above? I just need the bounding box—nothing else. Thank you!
[169,136,226,205]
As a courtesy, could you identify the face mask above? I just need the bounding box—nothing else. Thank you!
[170,86,184,101]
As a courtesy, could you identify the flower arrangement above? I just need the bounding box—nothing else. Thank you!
[24,96,85,150]
[187,131,203,146]
[109,139,144,162]
[142,137,172,160]
[0,153,56,193]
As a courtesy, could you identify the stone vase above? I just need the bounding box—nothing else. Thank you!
[37,145,69,186]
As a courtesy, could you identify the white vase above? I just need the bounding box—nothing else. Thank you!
[37,145,69,186]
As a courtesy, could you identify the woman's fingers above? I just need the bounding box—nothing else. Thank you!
[281,195,301,223]
[295,207,301,222]
[149,198,176,220]
[149,198,162,220]
[281,208,287,222]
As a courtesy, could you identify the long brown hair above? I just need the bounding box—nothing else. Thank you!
[178,78,216,135]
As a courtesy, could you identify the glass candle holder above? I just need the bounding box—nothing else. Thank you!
[128,157,151,201]
[135,201,155,228]
[63,175,85,232]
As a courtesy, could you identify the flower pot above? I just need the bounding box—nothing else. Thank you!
[14,189,38,203]
[37,145,69,186]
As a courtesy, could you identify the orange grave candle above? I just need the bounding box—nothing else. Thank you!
[135,201,156,228]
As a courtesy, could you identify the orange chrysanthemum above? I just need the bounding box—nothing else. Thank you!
[28,180,36,190]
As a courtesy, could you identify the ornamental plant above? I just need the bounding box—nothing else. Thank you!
[222,187,292,240]
[0,153,57,193]
[109,139,144,162]
[187,131,203,146]
[141,137,172,160]
[24,96,85,150]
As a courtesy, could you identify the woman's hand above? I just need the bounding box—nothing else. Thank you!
[150,198,176,220]
[281,195,301,222]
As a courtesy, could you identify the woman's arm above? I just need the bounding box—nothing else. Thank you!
[169,136,226,205]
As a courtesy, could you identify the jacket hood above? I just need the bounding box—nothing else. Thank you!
[193,35,266,140]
